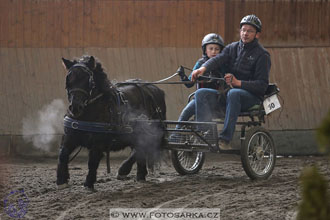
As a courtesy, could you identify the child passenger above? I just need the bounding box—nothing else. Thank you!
[176,33,225,125]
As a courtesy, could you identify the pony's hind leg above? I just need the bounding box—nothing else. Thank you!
[117,148,136,180]
[116,148,147,181]
[135,149,148,182]
[136,160,148,181]
[84,149,104,190]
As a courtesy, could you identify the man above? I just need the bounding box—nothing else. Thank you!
[191,14,271,150]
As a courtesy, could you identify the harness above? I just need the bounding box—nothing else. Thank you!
[117,81,164,120]
[64,64,171,135]
[64,90,134,134]
[63,115,132,134]
[65,63,132,133]
[64,83,133,134]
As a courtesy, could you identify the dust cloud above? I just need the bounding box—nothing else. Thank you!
[22,99,66,151]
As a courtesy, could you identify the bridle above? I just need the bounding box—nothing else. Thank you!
[66,64,103,114]
[67,64,95,94]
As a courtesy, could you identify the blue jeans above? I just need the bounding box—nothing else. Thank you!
[195,88,261,142]
[176,99,195,129]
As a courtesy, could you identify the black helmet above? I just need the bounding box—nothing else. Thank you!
[240,14,262,32]
[202,33,224,55]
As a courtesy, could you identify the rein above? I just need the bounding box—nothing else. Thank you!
[85,93,104,105]
[116,66,226,85]
[152,66,194,83]
[117,77,225,85]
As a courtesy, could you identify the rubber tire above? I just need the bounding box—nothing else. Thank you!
[171,150,205,175]
[241,126,276,180]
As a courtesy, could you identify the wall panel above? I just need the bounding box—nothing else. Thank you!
[0,0,225,48]
[1,0,329,48]
[1,47,329,134]
[225,0,330,46]
[265,47,330,130]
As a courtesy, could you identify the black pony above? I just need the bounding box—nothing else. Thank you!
[57,55,166,190]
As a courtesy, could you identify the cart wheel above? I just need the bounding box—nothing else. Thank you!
[170,117,206,175]
[241,127,276,180]
[171,150,205,175]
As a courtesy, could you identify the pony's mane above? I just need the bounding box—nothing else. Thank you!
[76,55,113,93]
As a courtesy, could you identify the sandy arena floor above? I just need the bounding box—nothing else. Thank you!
[0,153,329,220]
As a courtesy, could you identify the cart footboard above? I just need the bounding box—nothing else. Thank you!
[163,120,219,152]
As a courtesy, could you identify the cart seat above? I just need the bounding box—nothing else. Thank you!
[239,104,265,117]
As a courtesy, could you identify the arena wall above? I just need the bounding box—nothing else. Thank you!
[0,0,329,156]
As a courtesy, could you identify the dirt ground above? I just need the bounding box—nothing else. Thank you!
[0,152,329,220]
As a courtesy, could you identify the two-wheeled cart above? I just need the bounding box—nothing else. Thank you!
[162,84,281,180]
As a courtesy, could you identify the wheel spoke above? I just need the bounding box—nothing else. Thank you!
[263,142,270,154]
[256,157,264,171]
[184,155,191,167]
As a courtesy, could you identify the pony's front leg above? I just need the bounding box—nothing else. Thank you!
[56,135,76,188]
[84,148,103,190]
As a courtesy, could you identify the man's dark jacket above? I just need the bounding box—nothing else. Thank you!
[202,38,271,100]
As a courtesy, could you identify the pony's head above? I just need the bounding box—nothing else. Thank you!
[62,55,97,118]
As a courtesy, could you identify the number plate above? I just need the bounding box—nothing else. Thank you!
[263,94,281,115]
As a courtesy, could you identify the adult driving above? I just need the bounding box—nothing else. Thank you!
[191,14,271,150]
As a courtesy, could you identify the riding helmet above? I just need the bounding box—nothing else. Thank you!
[240,14,262,32]
[201,33,225,55]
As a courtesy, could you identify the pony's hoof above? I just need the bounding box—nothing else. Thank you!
[84,186,97,193]
[57,183,70,190]
[116,174,129,180]
[136,176,146,182]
